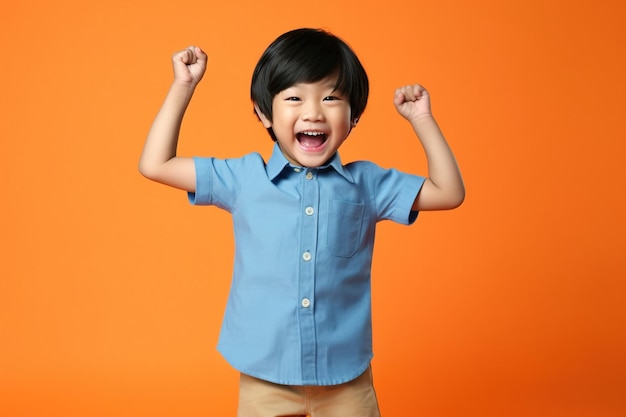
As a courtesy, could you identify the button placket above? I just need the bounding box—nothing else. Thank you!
[297,168,319,377]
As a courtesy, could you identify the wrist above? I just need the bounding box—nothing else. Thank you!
[172,78,198,89]
[409,112,435,127]
[169,79,200,99]
[409,113,442,138]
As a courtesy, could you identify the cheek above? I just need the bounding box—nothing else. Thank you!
[331,107,352,126]
[272,107,298,125]
[338,114,353,132]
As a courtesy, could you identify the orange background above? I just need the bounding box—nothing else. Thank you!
[2,0,625,416]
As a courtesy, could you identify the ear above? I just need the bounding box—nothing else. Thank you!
[351,117,359,128]
[254,103,272,128]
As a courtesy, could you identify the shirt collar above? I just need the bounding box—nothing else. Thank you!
[266,142,355,183]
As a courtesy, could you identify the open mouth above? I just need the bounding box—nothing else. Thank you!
[296,131,328,150]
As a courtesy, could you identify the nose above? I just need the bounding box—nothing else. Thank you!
[301,100,324,122]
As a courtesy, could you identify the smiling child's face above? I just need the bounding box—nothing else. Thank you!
[256,76,355,168]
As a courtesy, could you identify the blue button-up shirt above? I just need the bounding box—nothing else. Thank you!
[189,143,425,386]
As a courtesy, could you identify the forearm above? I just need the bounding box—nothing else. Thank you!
[411,115,465,210]
[138,81,198,190]
[139,82,195,172]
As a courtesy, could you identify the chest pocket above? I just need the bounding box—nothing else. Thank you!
[327,199,365,258]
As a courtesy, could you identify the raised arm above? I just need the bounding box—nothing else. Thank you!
[138,46,208,192]
[394,84,465,211]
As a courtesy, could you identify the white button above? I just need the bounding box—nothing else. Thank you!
[305,172,314,180]
[294,167,301,173]
[301,298,311,308]
[302,252,312,261]
[305,207,314,216]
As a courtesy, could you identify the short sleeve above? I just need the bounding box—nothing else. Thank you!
[187,153,264,212]
[370,164,425,225]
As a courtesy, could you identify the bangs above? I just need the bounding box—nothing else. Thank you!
[267,34,346,95]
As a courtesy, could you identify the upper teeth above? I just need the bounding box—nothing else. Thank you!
[302,131,324,136]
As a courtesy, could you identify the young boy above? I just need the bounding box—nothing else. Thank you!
[140,28,464,417]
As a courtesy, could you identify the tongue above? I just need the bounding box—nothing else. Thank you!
[299,134,325,148]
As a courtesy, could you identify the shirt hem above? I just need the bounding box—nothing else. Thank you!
[220,348,373,386]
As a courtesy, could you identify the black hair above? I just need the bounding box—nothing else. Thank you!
[251,28,369,141]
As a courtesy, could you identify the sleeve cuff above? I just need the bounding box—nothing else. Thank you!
[187,157,213,206]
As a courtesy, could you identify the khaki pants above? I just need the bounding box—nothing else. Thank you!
[237,366,381,417]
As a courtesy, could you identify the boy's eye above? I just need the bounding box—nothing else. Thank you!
[285,97,301,101]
